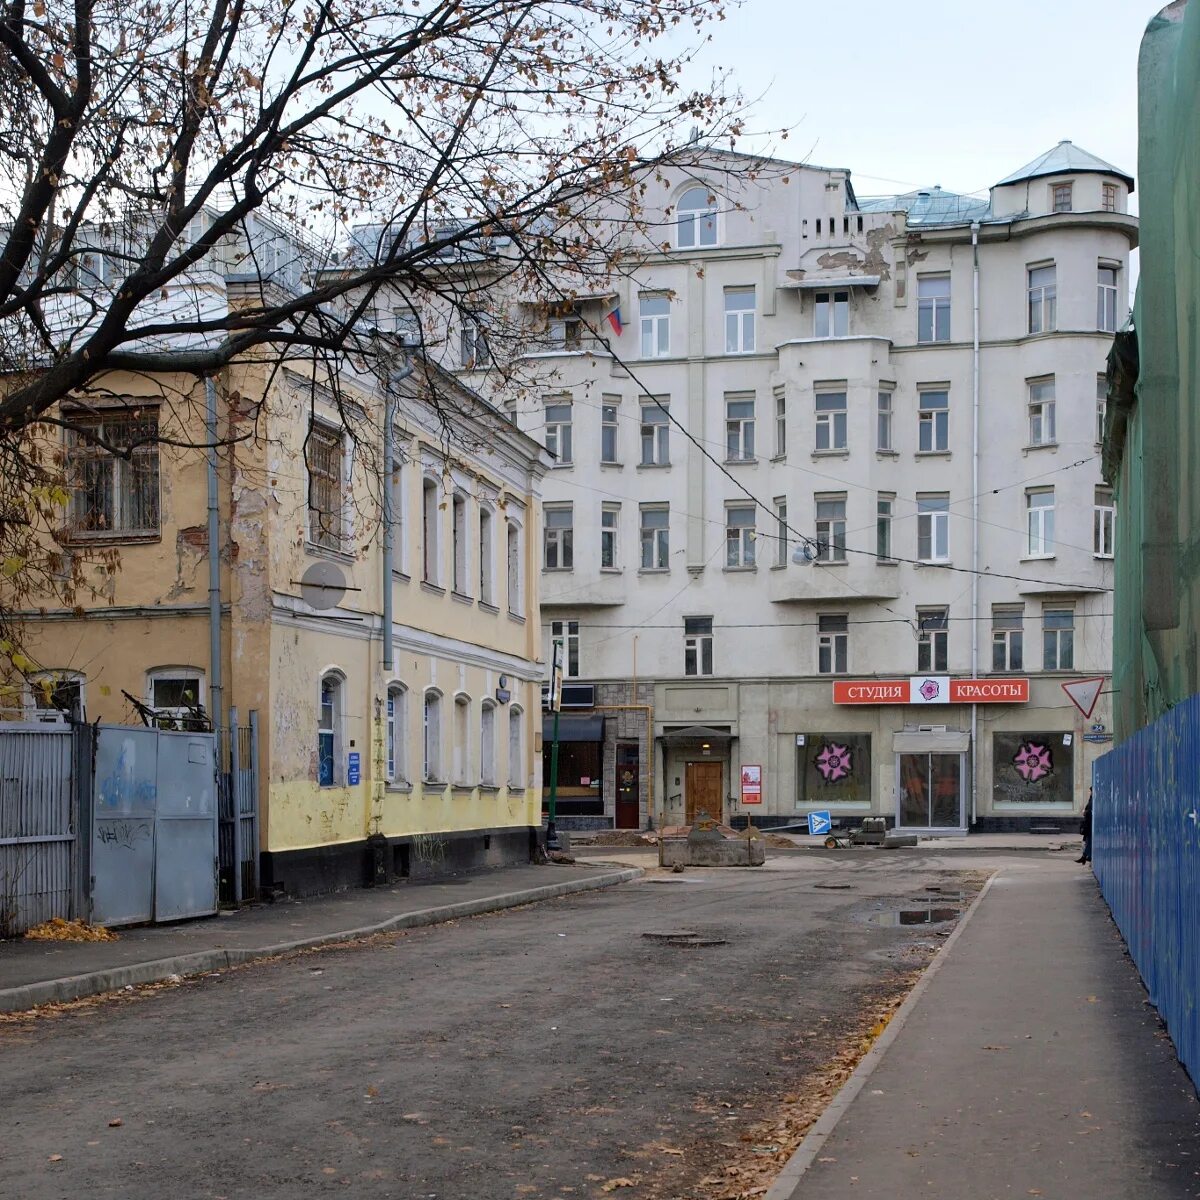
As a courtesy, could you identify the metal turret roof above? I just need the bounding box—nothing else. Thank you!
[994,140,1134,191]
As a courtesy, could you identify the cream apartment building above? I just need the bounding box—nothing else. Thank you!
[482,141,1135,833]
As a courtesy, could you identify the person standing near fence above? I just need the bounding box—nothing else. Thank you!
[1077,788,1093,865]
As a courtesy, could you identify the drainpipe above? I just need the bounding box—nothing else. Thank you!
[382,358,414,672]
[970,221,981,828]
[205,376,223,764]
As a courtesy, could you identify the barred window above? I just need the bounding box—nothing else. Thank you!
[308,424,345,551]
[66,411,160,536]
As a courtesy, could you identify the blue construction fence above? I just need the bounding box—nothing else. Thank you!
[1094,694,1200,1090]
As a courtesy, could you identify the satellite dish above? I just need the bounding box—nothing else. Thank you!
[299,560,348,610]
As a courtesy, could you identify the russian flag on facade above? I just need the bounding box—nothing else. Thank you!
[605,306,624,336]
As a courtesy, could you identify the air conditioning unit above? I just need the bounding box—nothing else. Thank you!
[917,725,948,733]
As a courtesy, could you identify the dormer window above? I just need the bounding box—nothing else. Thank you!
[1051,182,1073,212]
[676,185,718,249]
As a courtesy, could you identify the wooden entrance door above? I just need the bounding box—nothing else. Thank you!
[615,744,640,828]
[685,761,723,825]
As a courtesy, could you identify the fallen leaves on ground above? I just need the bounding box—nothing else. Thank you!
[24,917,118,942]
[601,1180,636,1192]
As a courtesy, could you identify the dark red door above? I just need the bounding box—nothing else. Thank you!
[615,744,640,828]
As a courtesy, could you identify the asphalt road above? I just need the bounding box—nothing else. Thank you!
[1,858,980,1200]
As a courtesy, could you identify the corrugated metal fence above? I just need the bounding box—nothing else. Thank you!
[1094,694,1200,1089]
[217,709,260,905]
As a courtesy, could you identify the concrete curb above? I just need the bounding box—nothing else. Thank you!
[0,867,642,1015]
[763,871,1000,1200]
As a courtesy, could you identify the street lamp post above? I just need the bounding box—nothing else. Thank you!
[546,639,564,852]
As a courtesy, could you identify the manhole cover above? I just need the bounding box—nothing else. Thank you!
[867,907,960,927]
[642,930,727,947]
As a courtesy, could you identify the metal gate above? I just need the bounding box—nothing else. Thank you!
[89,726,218,925]
[218,708,260,905]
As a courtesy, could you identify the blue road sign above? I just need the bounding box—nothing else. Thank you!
[807,810,832,836]
[348,751,361,786]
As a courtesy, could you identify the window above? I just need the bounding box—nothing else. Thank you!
[422,479,440,584]
[1102,182,1118,212]
[601,399,620,464]
[481,702,496,785]
[1096,376,1108,445]
[640,294,670,357]
[66,411,160,538]
[640,506,669,570]
[1026,488,1055,557]
[815,390,847,452]
[546,309,582,350]
[318,673,342,786]
[640,401,670,465]
[725,505,756,568]
[1028,265,1057,334]
[601,503,620,569]
[452,493,468,595]
[877,388,893,451]
[918,389,949,452]
[1094,487,1115,558]
[1043,608,1075,671]
[774,389,787,457]
[817,614,849,675]
[684,617,713,677]
[1051,182,1073,212]
[423,690,443,781]
[815,495,847,563]
[507,521,522,614]
[307,423,345,551]
[876,494,894,561]
[454,695,471,785]
[725,394,756,461]
[389,454,406,576]
[508,707,524,788]
[1027,379,1056,446]
[814,290,849,338]
[29,672,84,723]
[460,322,490,368]
[386,685,407,783]
[1097,264,1119,332]
[992,608,1024,672]
[917,275,951,343]
[148,669,205,726]
[544,401,573,465]
[551,619,580,679]
[479,507,494,605]
[774,498,788,567]
[917,494,950,562]
[917,609,949,673]
[676,184,718,248]
[543,504,574,570]
[724,287,756,354]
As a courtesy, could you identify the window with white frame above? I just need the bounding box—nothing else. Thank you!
[460,321,490,368]
[386,684,407,783]
[1102,182,1118,212]
[29,671,84,723]
[815,495,847,563]
[508,706,524,788]
[544,401,573,465]
[318,672,343,786]
[640,293,670,357]
[1096,376,1108,445]
[1094,487,1115,558]
[917,493,950,562]
[992,607,1024,672]
[389,453,406,575]
[917,275,951,343]
[66,410,160,538]
[774,497,788,567]
[480,701,496,785]
[1043,607,1075,671]
[551,619,580,679]
[543,504,574,571]
[918,389,949,452]
[876,493,894,561]
[917,608,949,673]
[640,505,669,570]
[1027,378,1056,446]
[452,493,469,594]
[423,690,443,781]
[479,507,494,605]
[307,423,346,551]
[814,290,849,338]
[676,185,718,248]
[453,695,471,785]
[148,668,205,726]
[1026,488,1055,557]
[684,617,713,677]
[877,387,894,452]
[640,400,670,465]
[1028,264,1057,334]
[725,505,756,568]
[817,614,848,674]
[601,398,620,464]
[507,521,522,614]
[774,388,786,457]
[725,394,756,461]
[815,390,848,452]
[1051,181,1073,212]
[601,503,620,569]
[724,287,756,354]
[1097,264,1119,333]
[422,478,440,585]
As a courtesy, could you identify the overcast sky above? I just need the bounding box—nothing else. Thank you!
[685,0,1162,203]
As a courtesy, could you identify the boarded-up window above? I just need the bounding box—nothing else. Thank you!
[308,424,344,550]
[796,733,872,807]
[66,411,160,536]
[993,732,1074,805]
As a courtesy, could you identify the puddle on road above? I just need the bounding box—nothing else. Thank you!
[868,907,960,926]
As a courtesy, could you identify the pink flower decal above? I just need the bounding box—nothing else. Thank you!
[816,743,852,783]
[919,678,941,702]
[1013,741,1053,783]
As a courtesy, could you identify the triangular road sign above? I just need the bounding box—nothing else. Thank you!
[1061,677,1105,720]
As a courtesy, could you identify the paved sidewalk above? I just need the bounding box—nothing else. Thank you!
[0,861,637,1012]
[771,861,1200,1200]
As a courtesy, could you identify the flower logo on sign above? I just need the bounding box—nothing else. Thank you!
[1013,741,1053,783]
[816,743,852,783]
[919,678,941,702]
